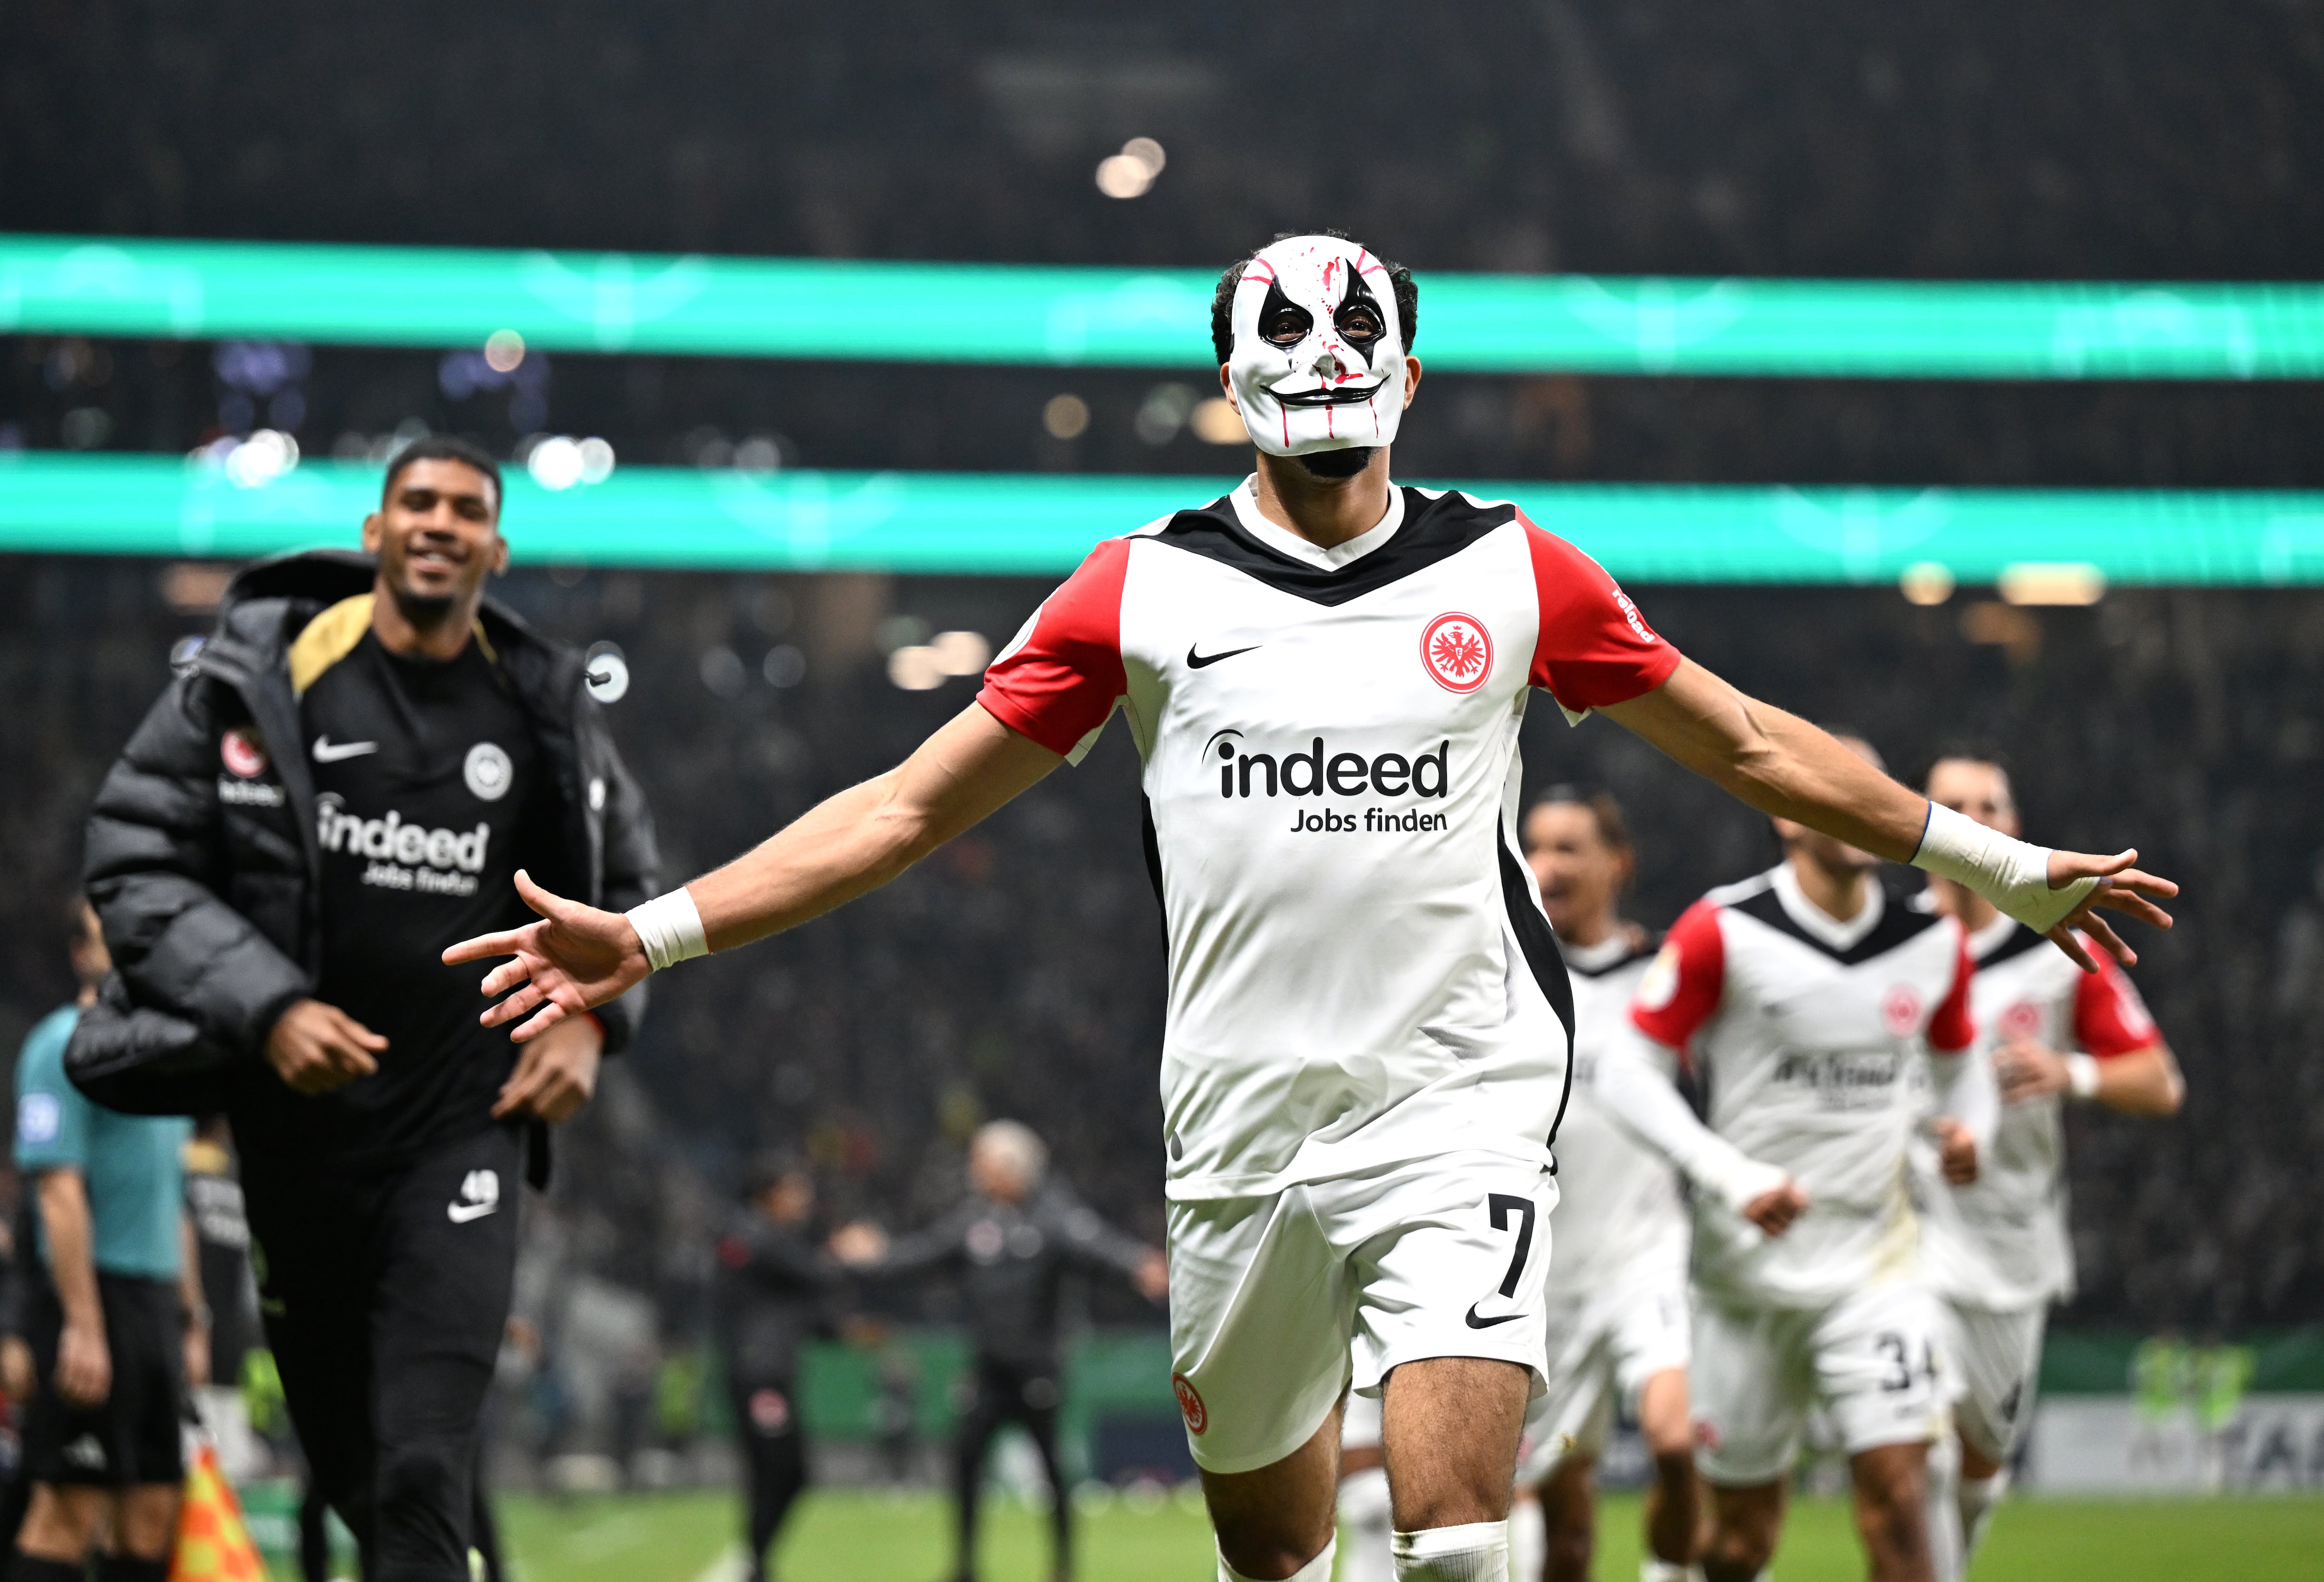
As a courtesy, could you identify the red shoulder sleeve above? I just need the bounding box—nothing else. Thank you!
[976,539,1131,756]
[2072,955,2160,1059]
[1630,898,1725,1058]
[1520,515,1682,713]
[1928,924,1977,1054]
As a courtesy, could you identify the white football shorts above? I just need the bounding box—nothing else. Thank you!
[1167,1151,1558,1475]
[1937,1298,2047,1463]
[1517,1238,1691,1483]
[1690,1278,1947,1486]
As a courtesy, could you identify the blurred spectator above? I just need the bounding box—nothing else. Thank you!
[837,1121,1166,1582]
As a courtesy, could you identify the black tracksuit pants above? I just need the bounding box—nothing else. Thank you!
[245,1126,521,1582]
[729,1379,808,1580]
[952,1356,1070,1582]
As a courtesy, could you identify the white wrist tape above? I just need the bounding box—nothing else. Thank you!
[625,888,708,972]
[1912,801,2100,936]
[2064,1051,2102,1100]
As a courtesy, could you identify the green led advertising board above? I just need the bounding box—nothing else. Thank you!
[4,454,2320,584]
[6,235,2322,378]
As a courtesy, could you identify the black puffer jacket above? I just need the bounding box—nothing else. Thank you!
[69,550,657,1116]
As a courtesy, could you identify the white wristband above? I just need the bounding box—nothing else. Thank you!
[2064,1051,2102,1100]
[626,888,708,973]
[1912,801,2100,937]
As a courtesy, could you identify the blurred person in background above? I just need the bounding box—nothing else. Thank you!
[713,1154,843,1582]
[0,1194,39,1555]
[836,1121,1166,1582]
[1516,791,1697,1582]
[8,903,205,1582]
[182,1117,261,1476]
[69,437,657,1582]
[1591,735,1994,1582]
[1914,750,2183,1577]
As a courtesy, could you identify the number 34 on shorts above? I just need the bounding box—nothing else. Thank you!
[1164,1153,1559,1476]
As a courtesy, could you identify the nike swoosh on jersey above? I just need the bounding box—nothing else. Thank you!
[1464,1302,1523,1330]
[312,736,381,763]
[1186,643,1260,669]
[447,1201,498,1224]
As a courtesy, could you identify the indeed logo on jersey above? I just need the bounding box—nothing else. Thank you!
[1207,731,1451,834]
[316,793,487,896]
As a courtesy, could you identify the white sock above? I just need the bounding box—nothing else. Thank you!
[1958,1469,2011,1561]
[1507,1498,1543,1582]
[1338,1468,1395,1582]
[1638,1562,1699,1582]
[1219,1534,1337,1582]
[1923,1432,1965,1582]
[1393,1520,1509,1582]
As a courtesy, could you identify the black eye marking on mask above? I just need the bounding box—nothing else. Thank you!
[1258,277,1312,348]
[1334,269,1388,363]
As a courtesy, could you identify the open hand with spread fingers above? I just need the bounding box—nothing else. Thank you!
[442,869,651,1042]
[2043,849,2178,971]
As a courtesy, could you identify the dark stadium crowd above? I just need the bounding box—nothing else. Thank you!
[3,2,2315,279]
[2,554,2319,1345]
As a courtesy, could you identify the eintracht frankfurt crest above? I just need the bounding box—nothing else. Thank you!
[1420,612,1493,694]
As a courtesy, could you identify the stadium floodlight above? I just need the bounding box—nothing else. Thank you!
[4,234,2323,378]
[2,453,2320,584]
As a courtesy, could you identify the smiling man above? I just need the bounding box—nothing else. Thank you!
[73,436,657,1582]
[447,235,2172,1582]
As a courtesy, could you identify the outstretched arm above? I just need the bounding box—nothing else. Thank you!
[1594,1031,1807,1236]
[446,702,1063,1039]
[1601,658,2177,969]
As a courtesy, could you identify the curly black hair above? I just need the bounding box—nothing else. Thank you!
[1209,232,1419,365]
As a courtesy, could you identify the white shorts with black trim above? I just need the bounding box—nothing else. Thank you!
[1516,1245,1690,1483]
[1690,1278,1947,1486]
[1937,1298,2046,1464]
[1166,1151,1557,1475]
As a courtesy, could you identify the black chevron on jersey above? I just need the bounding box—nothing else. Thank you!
[1150,488,1514,607]
[1497,821,1577,1146]
[1973,920,2051,969]
[1730,881,1944,965]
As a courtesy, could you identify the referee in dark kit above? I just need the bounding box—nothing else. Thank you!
[71,436,658,1582]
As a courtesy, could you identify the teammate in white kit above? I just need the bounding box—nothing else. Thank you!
[1593,736,2001,1582]
[445,236,2175,1582]
[1914,751,2182,1578]
[1517,791,1698,1582]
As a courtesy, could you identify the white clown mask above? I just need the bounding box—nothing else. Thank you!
[1225,235,1408,457]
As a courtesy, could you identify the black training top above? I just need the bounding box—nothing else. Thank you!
[237,626,548,1165]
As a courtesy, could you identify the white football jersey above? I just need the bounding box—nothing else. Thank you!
[1912,908,2159,1311]
[978,477,1679,1201]
[1630,865,1975,1309]
[1546,935,1688,1294]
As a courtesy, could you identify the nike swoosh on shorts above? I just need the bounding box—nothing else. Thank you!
[1464,1302,1524,1330]
[1186,644,1260,669]
[447,1201,498,1224]
[313,736,380,762]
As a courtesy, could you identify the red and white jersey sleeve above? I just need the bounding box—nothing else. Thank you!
[2073,954,2160,1058]
[1519,519,1681,721]
[977,538,1131,761]
[1630,898,1726,1060]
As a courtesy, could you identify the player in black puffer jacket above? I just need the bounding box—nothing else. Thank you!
[70,438,656,1582]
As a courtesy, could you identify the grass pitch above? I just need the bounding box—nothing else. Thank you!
[498,1486,2324,1581]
